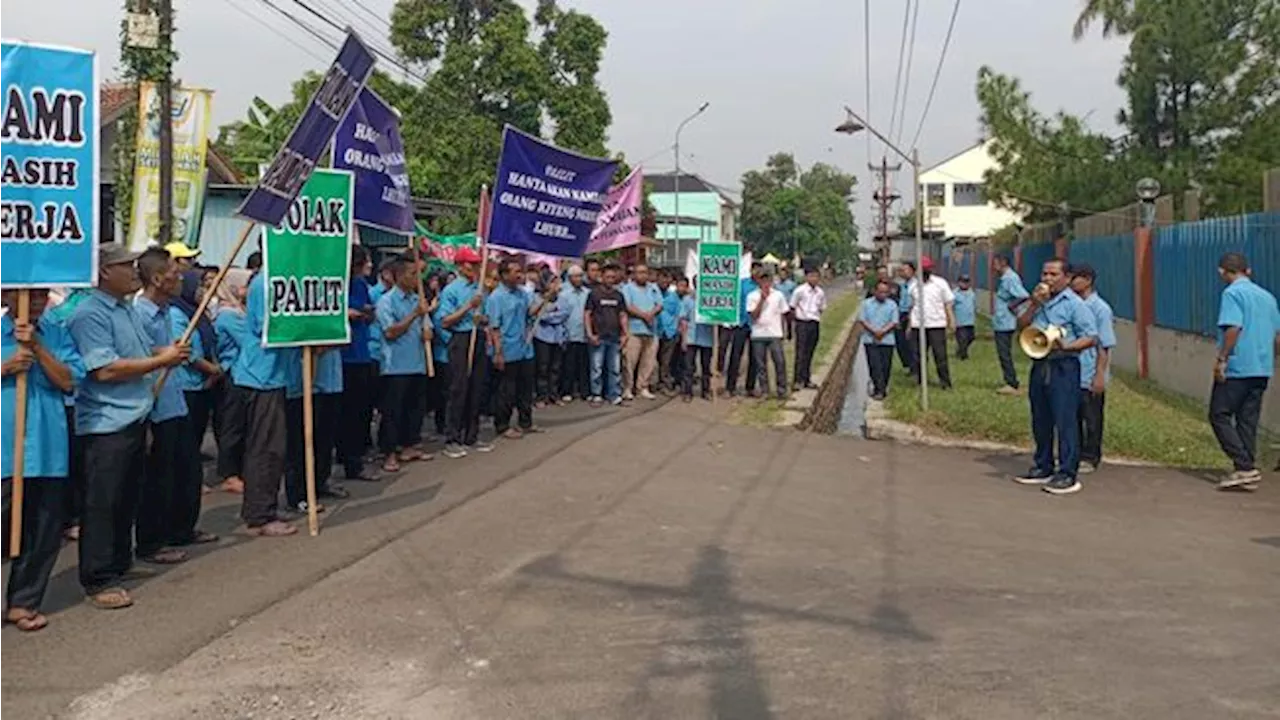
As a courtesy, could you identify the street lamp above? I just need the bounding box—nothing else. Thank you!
[836,105,930,411]
[674,102,710,259]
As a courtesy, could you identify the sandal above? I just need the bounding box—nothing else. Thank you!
[246,520,297,537]
[382,457,402,472]
[139,548,188,565]
[176,530,219,546]
[63,525,80,542]
[5,608,49,632]
[87,588,133,610]
[502,428,524,440]
[220,477,245,494]
[399,448,427,462]
[318,484,351,499]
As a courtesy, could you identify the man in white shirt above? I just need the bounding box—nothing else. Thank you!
[907,256,956,389]
[789,268,827,390]
[746,269,791,400]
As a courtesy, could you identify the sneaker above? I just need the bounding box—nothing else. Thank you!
[1077,461,1099,475]
[1013,468,1054,485]
[610,397,623,406]
[1042,475,1083,495]
[640,389,656,400]
[1217,468,1261,490]
[502,428,524,440]
[589,397,604,408]
[472,440,495,453]
[561,395,573,403]
[622,392,634,401]
[443,443,468,459]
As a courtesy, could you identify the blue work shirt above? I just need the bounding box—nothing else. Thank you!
[1031,288,1098,359]
[777,278,797,302]
[368,280,392,362]
[232,274,288,391]
[45,289,91,408]
[485,284,533,362]
[534,295,568,345]
[376,286,427,376]
[429,304,452,365]
[994,268,1030,332]
[560,283,590,342]
[343,276,374,364]
[439,277,482,335]
[859,297,898,346]
[622,281,663,336]
[657,287,682,339]
[679,294,714,347]
[168,305,208,393]
[896,279,914,314]
[1079,292,1117,389]
[284,347,344,399]
[134,295,188,423]
[738,278,759,326]
[2,313,82,478]
[952,288,976,327]
[214,309,246,370]
[1217,276,1280,379]
[69,289,156,435]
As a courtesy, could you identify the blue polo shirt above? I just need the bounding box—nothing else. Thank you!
[284,347,344,399]
[135,295,188,423]
[1217,276,1280,379]
[622,281,663,336]
[1080,292,1117,389]
[485,284,533,362]
[2,313,82,478]
[859,297,898,346]
[994,268,1029,332]
[429,303,452,364]
[214,309,246,370]
[343,276,374,365]
[777,278,797,302]
[897,279,914,314]
[69,289,156,435]
[658,287,682,339]
[376,286,427,375]
[534,296,568,345]
[232,274,288,391]
[1031,288,1098,358]
[168,305,209,393]
[953,288,976,327]
[738,278,759,326]
[439,277,481,334]
[679,294,714,347]
[561,283,590,342]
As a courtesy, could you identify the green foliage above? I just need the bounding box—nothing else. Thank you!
[739,154,857,265]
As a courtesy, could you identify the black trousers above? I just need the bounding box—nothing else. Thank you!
[908,327,952,388]
[1209,377,1269,472]
[716,326,734,373]
[494,358,535,433]
[794,319,820,386]
[240,388,287,528]
[78,422,145,594]
[1078,389,1106,466]
[657,337,679,390]
[994,331,1019,389]
[63,405,83,526]
[955,325,975,360]
[427,360,451,435]
[337,362,376,477]
[379,374,426,454]
[184,387,215,461]
[866,344,894,397]
[446,332,489,445]
[561,341,590,399]
[286,393,339,506]
[138,415,204,557]
[216,382,248,480]
[894,313,914,369]
[683,344,713,397]
[3,477,66,611]
[726,325,759,394]
[534,339,563,403]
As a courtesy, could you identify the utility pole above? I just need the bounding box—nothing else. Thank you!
[157,0,174,245]
[868,156,901,261]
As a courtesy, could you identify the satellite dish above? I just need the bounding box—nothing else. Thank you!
[1135,177,1161,201]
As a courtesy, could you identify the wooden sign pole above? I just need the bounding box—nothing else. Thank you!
[410,235,435,378]
[302,346,319,537]
[8,290,30,558]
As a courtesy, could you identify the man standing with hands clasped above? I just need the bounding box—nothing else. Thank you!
[1068,264,1116,475]
[1013,258,1097,496]
[907,256,955,390]
[745,268,790,400]
[789,268,826,391]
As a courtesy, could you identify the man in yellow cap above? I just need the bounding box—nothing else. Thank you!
[162,242,201,271]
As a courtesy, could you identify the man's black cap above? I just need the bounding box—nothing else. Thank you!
[1068,263,1096,281]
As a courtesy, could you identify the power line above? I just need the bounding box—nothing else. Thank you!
[285,0,429,85]
[893,0,921,148]
[885,0,913,147]
[309,0,403,63]
[219,0,331,63]
[862,0,872,163]
[349,0,393,30]
[908,0,961,151]
[254,0,341,50]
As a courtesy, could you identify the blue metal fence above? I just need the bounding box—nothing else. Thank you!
[975,249,989,288]
[1154,211,1280,336]
[1069,233,1135,320]
[1020,241,1056,291]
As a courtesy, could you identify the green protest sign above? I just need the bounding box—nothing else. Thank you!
[695,241,742,325]
[262,168,354,347]
[418,223,479,274]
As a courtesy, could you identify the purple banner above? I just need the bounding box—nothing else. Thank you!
[331,88,412,234]
[489,126,618,257]
[238,32,375,226]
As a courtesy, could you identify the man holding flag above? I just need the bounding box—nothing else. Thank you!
[438,248,493,459]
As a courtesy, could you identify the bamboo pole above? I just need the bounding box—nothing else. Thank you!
[8,290,30,558]
[302,346,319,537]
[467,185,491,372]
[410,235,435,378]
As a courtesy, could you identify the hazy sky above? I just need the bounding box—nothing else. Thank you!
[4,0,1129,235]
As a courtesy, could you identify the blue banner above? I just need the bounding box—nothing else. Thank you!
[489,126,618,257]
[238,32,375,226]
[332,88,412,234]
[1,41,98,287]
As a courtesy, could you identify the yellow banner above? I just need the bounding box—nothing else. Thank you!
[127,83,214,251]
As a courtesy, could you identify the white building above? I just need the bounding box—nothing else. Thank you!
[917,139,1021,242]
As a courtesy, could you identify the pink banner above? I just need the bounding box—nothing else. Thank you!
[584,167,644,254]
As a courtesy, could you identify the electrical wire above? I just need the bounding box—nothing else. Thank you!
[349,0,394,30]
[893,0,922,148]
[907,0,961,151]
[218,0,331,63]
[254,0,342,50]
[309,0,403,63]
[885,0,913,146]
[862,0,873,164]
[284,0,430,85]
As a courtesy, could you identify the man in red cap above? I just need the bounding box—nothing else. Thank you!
[907,255,955,390]
[437,247,493,458]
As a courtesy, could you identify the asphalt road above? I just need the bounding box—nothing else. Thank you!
[7,396,1277,719]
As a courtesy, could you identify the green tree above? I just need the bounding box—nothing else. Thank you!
[739,153,857,264]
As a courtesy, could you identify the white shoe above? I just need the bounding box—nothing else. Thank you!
[1218,469,1261,490]
[640,389,656,400]
[622,392,635,401]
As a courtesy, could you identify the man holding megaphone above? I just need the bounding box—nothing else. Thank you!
[1012,258,1098,496]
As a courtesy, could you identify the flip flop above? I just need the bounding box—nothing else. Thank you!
[5,609,49,632]
[87,588,133,610]
[382,458,402,473]
[177,530,219,546]
[139,548,188,565]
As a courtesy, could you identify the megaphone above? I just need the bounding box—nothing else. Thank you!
[1020,324,1065,359]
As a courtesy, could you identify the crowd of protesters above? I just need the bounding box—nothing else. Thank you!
[1,240,829,632]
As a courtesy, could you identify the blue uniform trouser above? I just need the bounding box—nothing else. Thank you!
[1029,357,1082,478]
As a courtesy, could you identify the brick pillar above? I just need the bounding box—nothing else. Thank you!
[1134,226,1154,379]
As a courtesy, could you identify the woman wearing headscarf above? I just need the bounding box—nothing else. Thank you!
[212,268,251,494]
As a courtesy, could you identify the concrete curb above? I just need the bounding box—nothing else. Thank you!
[774,292,860,428]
